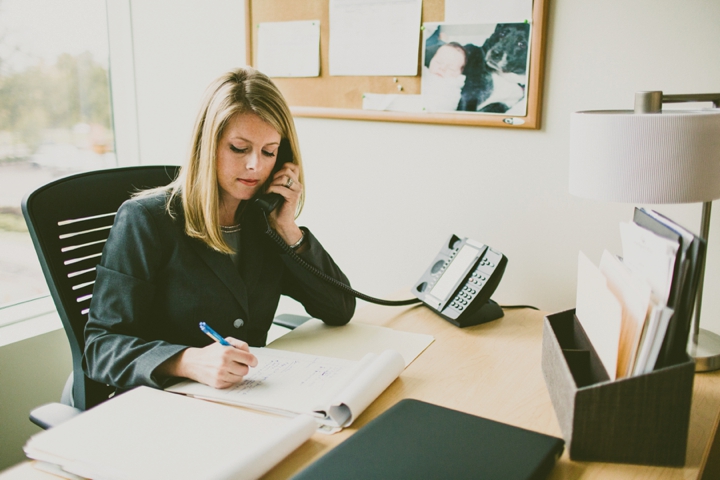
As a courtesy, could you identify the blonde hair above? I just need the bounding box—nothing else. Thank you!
[144,67,304,254]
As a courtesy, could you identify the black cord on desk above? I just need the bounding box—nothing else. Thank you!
[500,304,540,310]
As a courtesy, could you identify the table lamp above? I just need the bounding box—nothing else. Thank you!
[568,91,720,372]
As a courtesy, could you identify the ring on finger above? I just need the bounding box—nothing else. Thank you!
[285,176,294,188]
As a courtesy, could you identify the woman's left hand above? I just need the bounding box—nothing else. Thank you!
[265,161,303,246]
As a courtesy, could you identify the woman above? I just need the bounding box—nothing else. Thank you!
[83,67,355,392]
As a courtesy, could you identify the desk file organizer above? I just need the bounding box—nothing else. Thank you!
[541,309,694,466]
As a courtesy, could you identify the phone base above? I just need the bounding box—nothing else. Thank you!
[445,299,504,328]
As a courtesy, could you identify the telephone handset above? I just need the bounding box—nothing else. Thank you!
[255,139,292,214]
[411,235,507,327]
[254,170,507,326]
[254,192,284,214]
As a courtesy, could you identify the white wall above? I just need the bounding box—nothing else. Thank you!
[130,0,247,167]
[116,0,720,332]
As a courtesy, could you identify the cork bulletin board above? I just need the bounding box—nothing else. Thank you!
[245,0,549,129]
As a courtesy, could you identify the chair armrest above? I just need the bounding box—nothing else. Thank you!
[30,402,82,430]
[272,314,311,330]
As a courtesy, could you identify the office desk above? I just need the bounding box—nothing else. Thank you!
[265,302,720,480]
[3,303,720,479]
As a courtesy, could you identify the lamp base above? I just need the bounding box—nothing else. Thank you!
[694,328,720,372]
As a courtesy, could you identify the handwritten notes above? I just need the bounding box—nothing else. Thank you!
[167,347,405,431]
[227,348,359,411]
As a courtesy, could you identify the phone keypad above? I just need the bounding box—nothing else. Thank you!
[447,265,492,314]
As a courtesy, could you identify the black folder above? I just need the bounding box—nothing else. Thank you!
[292,399,564,480]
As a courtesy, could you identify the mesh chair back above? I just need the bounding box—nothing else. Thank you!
[21,166,180,410]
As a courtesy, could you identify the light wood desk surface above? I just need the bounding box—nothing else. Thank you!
[265,302,720,480]
[4,303,720,479]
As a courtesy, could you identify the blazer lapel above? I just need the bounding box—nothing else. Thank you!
[239,222,267,298]
[188,238,250,315]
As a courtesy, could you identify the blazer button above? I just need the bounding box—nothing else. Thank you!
[233,318,244,328]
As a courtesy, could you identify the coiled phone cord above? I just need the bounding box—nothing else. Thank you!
[262,216,422,307]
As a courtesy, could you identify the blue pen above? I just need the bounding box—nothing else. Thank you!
[199,322,231,346]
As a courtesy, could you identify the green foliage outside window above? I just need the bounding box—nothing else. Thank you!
[0,51,112,156]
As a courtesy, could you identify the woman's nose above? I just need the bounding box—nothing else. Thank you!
[246,150,259,170]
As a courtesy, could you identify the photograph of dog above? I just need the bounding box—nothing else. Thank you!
[421,23,531,115]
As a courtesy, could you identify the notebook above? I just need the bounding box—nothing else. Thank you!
[292,398,565,480]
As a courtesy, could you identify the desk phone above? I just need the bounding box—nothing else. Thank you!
[412,235,507,327]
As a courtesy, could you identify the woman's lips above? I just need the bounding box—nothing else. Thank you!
[238,178,259,186]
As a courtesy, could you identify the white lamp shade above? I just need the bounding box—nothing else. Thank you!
[569,109,720,203]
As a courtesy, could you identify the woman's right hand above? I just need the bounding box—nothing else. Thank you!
[158,338,258,389]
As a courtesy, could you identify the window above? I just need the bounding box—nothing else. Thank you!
[0,0,115,315]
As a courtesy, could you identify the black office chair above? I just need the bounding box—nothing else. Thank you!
[22,165,181,428]
[22,165,310,429]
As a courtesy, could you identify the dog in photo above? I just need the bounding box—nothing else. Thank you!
[458,23,530,113]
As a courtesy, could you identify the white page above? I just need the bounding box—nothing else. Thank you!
[643,307,674,374]
[167,347,405,430]
[32,462,84,480]
[599,250,653,378]
[633,304,674,375]
[327,349,405,425]
[620,221,678,305]
[445,0,534,24]
[266,318,434,367]
[329,0,422,76]
[257,20,320,78]
[632,302,659,375]
[576,251,623,381]
[25,387,316,480]
[171,348,358,417]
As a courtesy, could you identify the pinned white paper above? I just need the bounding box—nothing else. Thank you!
[445,0,534,24]
[329,0,422,76]
[257,21,320,78]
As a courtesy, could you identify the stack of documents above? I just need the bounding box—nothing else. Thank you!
[632,208,706,368]
[575,208,705,379]
[24,386,316,480]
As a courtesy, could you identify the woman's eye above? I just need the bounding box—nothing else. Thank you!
[230,145,247,154]
[262,150,277,158]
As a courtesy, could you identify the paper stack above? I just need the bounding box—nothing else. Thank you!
[24,386,316,480]
[575,208,705,379]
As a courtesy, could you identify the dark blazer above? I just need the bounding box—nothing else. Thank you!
[83,192,355,390]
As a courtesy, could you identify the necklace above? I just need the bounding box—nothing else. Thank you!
[220,223,242,234]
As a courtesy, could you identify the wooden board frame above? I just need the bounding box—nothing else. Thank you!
[245,0,549,129]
